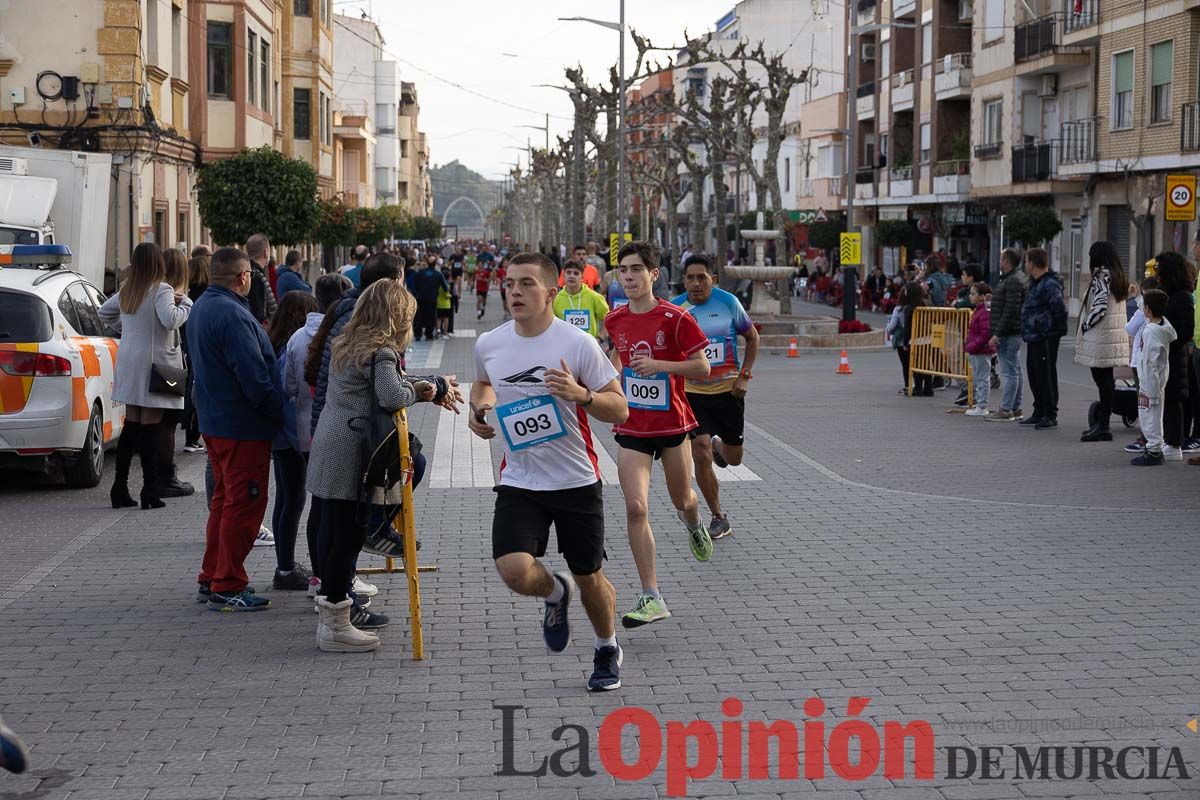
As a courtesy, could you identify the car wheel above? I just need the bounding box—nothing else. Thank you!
[64,405,104,488]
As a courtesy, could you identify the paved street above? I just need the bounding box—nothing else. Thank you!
[2,300,1198,800]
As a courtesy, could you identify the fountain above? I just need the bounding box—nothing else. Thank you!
[724,211,795,317]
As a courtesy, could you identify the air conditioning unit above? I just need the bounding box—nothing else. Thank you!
[862,42,877,61]
[0,157,29,176]
[1038,74,1058,97]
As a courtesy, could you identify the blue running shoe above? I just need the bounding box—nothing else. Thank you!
[542,572,575,652]
[588,645,623,692]
[0,714,29,774]
[207,588,270,612]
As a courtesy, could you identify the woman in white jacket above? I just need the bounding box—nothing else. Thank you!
[1075,241,1131,442]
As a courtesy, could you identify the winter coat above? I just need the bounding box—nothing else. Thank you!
[185,285,283,441]
[1021,270,1068,344]
[310,289,359,438]
[97,283,191,409]
[272,346,301,453]
[965,304,996,355]
[927,271,954,306]
[1135,318,1176,402]
[284,312,323,453]
[275,267,312,299]
[1126,305,1147,368]
[989,267,1031,338]
[1164,288,1195,398]
[1074,268,1130,368]
[248,260,277,323]
[886,307,905,349]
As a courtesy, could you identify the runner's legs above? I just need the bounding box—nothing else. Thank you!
[494,552,554,597]
[690,432,723,519]
[616,446,657,592]
[574,568,616,638]
[659,438,701,527]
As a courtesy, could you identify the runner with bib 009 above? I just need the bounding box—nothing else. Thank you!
[470,252,630,692]
[603,240,714,631]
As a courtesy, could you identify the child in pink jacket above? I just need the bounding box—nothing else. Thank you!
[964,282,996,416]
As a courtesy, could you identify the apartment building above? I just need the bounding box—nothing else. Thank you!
[850,0,981,270]
[332,13,398,208]
[399,82,433,217]
[0,0,202,284]
[279,0,335,197]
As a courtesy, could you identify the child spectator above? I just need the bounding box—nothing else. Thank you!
[1131,289,1176,466]
[964,282,996,416]
[1124,276,1159,454]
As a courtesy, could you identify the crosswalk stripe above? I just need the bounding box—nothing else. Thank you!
[589,431,620,485]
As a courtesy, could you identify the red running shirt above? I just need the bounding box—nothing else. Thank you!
[605,299,709,436]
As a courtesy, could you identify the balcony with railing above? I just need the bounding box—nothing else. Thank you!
[1014,13,1091,74]
[933,160,970,194]
[892,70,914,111]
[855,167,876,199]
[856,82,876,119]
[797,178,815,197]
[1062,0,1099,40]
[1059,117,1097,165]
[974,141,1003,160]
[934,54,972,101]
[889,165,914,196]
[1183,103,1200,153]
[893,0,917,17]
[1012,140,1058,182]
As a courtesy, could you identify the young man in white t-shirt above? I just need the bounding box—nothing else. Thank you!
[469,252,630,691]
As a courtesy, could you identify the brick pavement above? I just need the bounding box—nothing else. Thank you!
[1,296,1198,800]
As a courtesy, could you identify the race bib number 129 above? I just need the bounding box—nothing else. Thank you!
[623,368,670,410]
[496,395,567,451]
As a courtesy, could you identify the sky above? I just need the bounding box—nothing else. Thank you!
[332,0,736,183]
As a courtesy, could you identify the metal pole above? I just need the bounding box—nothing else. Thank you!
[617,0,627,238]
[545,112,550,151]
[843,24,858,323]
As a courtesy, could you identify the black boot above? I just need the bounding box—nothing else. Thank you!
[1080,425,1113,442]
[138,424,166,509]
[110,421,140,508]
[155,421,195,497]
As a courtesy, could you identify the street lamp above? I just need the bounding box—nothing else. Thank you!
[559,3,627,241]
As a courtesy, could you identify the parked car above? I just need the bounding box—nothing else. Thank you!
[0,244,122,487]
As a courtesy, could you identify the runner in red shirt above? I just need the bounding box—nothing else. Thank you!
[496,257,509,320]
[604,240,713,630]
[474,263,493,320]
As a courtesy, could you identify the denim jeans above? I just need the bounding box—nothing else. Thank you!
[969,354,992,408]
[995,335,1024,412]
[270,447,307,573]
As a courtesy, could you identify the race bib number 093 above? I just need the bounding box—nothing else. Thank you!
[496,395,567,451]
[623,367,670,411]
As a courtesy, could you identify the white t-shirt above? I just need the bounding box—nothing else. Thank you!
[474,318,618,491]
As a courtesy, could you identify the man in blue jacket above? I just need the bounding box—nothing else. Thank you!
[1020,247,1068,430]
[274,250,312,298]
[188,247,285,612]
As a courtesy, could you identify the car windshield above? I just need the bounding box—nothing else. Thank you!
[0,290,54,342]
[0,227,41,246]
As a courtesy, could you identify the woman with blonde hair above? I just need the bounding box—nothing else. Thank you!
[306,278,461,652]
[98,242,192,509]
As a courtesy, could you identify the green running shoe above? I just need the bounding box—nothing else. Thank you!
[688,523,713,562]
[621,593,671,629]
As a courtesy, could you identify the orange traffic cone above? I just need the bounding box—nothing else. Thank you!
[836,350,853,375]
[786,337,800,358]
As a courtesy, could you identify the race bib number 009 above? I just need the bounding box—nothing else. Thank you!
[564,309,590,330]
[703,339,726,365]
[496,395,567,451]
[623,367,670,410]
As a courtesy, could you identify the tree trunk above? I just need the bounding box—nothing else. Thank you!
[603,104,618,243]
[687,164,706,257]
[710,156,729,279]
[572,116,586,245]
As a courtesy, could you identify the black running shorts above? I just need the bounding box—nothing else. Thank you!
[614,432,688,460]
[686,391,745,446]
[492,481,605,575]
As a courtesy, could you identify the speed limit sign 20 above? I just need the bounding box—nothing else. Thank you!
[1166,174,1197,221]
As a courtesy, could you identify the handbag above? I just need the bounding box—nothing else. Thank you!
[354,351,423,494]
[149,328,188,397]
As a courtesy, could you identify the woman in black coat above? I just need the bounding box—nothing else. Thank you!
[1153,252,1195,456]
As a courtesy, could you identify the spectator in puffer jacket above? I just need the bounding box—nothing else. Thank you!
[1153,251,1196,459]
[1075,241,1131,442]
[986,248,1031,421]
[964,282,995,416]
[1020,247,1068,430]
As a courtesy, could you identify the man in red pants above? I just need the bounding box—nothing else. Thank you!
[187,247,284,611]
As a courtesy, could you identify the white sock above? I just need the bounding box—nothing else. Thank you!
[543,576,564,604]
[595,634,617,650]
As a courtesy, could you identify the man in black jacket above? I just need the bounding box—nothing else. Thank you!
[410,253,450,341]
[985,248,1031,422]
[1019,247,1068,430]
[246,233,278,324]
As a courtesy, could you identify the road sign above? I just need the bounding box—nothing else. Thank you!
[609,233,632,266]
[839,232,861,265]
[1166,174,1197,221]
[815,208,829,223]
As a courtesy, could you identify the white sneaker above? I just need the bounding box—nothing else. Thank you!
[352,575,379,596]
[965,406,989,417]
[1162,445,1184,461]
[253,525,275,547]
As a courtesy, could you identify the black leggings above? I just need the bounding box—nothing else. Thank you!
[1090,367,1115,429]
[317,498,366,604]
[897,347,931,394]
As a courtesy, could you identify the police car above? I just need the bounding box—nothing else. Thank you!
[0,245,122,487]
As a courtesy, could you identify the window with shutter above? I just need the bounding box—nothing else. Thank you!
[1111,50,1134,130]
[984,0,1003,43]
[1150,41,1173,124]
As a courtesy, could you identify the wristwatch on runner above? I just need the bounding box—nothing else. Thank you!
[738,369,753,381]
